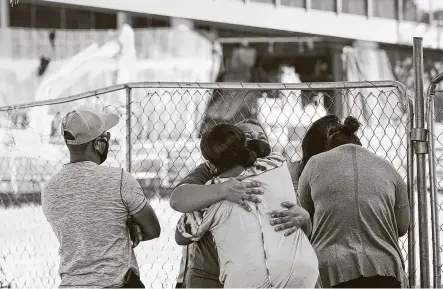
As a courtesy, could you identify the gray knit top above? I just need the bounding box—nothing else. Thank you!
[298,144,409,288]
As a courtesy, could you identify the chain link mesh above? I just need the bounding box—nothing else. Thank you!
[0,82,414,288]
[427,80,443,287]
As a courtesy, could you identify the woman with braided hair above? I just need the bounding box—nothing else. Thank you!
[298,116,410,288]
[176,123,319,288]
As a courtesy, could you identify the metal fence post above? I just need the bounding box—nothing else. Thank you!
[427,73,443,288]
[126,86,132,173]
[412,37,430,288]
[407,99,416,287]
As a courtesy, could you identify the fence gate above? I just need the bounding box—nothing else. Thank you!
[0,81,415,288]
[425,71,443,288]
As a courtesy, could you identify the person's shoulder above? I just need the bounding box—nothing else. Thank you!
[43,166,71,189]
[306,152,324,164]
[258,152,286,168]
[176,162,212,187]
[94,166,138,188]
[43,171,62,192]
[356,145,389,163]
[96,165,126,178]
[364,150,400,174]
[265,152,286,163]
[116,168,139,185]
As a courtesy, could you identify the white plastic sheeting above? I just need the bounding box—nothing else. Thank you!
[342,43,408,179]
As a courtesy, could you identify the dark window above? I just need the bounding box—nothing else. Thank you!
[435,11,443,26]
[373,0,397,19]
[94,11,117,29]
[251,0,274,4]
[280,0,305,8]
[35,4,61,29]
[403,0,418,21]
[403,0,429,23]
[342,0,366,16]
[65,7,92,29]
[9,2,32,27]
[132,15,170,28]
[312,0,335,12]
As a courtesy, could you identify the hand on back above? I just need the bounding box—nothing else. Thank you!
[220,177,263,212]
[270,201,310,236]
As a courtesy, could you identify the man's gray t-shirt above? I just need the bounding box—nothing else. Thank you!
[42,161,148,287]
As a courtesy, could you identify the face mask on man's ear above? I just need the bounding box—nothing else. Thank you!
[246,139,271,158]
[95,140,109,164]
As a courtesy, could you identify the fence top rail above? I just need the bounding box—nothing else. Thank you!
[0,80,410,112]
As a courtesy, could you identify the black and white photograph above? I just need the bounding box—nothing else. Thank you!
[0,0,443,288]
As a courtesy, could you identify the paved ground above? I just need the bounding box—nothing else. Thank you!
[0,200,182,288]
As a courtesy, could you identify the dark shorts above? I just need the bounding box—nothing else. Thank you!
[185,269,223,288]
[120,270,145,288]
[333,275,401,288]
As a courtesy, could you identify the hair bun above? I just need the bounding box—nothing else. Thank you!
[341,116,360,134]
[239,147,257,167]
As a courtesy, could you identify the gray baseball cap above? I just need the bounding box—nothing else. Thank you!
[61,109,119,145]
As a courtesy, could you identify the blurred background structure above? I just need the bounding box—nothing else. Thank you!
[1,0,443,167]
[0,0,443,288]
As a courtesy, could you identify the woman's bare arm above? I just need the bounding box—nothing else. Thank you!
[169,164,262,213]
[170,182,227,213]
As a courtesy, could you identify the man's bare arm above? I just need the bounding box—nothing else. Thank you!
[131,203,161,241]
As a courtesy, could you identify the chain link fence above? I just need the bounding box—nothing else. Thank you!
[0,81,415,288]
[426,73,443,288]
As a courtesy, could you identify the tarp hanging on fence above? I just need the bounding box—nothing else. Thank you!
[342,42,406,126]
[342,42,408,178]
[0,26,222,143]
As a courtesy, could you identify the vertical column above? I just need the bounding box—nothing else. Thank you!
[397,0,404,21]
[170,17,194,29]
[170,16,195,138]
[412,36,431,289]
[331,46,343,117]
[117,11,132,28]
[0,0,10,58]
[336,0,342,14]
[0,0,9,28]
[126,87,132,173]
[366,0,373,18]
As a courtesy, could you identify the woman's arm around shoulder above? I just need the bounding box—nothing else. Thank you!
[170,164,263,213]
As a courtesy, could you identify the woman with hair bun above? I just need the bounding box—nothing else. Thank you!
[298,116,410,288]
[176,124,319,288]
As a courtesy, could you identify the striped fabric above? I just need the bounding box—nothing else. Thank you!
[177,152,286,240]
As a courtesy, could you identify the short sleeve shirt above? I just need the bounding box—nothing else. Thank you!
[298,144,408,288]
[176,163,213,187]
[42,161,147,288]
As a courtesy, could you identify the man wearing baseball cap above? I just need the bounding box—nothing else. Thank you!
[42,109,161,288]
